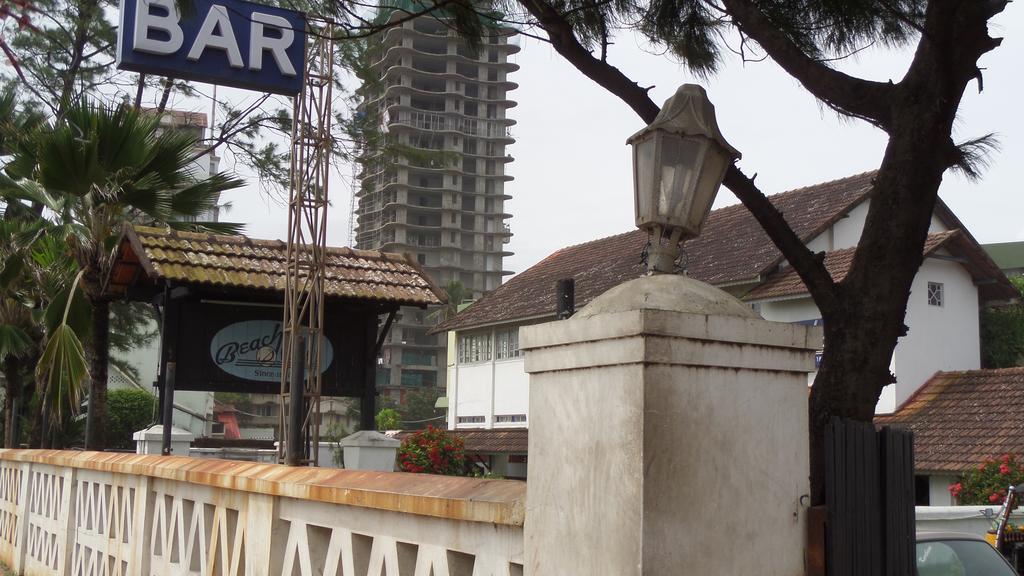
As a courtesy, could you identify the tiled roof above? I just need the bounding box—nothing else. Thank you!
[744,231,957,302]
[685,171,876,285]
[433,229,649,332]
[394,428,528,453]
[875,368,1024,473]
[105,225,445,306]
[436,171,876,332]
[745,230,1018,302]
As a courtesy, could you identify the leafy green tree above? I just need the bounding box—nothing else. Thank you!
[0,221,46,447]
[376,388,445,431]
[3,101,245,449]
[104,388,156,450]
[375,407,401,430]
[981,276,1024,368]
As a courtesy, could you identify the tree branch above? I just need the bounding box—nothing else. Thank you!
[723,166,838,313]
[718,0,894,130]
[518,0,660,123]
[517,0,839,311]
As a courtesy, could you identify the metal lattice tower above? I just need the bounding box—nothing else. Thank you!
[279,21,335,466]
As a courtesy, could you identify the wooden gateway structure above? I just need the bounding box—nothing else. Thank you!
[103,224,445,462]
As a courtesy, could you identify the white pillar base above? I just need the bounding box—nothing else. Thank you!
[522,274,820,575]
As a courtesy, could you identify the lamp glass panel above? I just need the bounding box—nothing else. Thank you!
[657,134,705,227]
[690,144,731,231]
[633,136,656,225]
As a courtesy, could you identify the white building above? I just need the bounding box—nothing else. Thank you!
[435,171,1016,433]
[354,2,519,400]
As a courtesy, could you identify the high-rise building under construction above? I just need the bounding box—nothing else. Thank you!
[354,5,518,399]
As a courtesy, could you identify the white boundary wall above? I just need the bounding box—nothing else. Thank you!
[916,506,1023,538]
[0,450,524,576]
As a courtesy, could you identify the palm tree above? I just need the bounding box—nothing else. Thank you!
[428,281,471,324]
[0,212,85,447]
[5,101,245,449]
[0,89,76,447]
[0,221,42,446]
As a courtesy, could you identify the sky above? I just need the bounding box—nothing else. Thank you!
[214,5,1024,277]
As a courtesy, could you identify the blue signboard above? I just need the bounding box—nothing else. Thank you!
[117,0,306,95]
[209,320,334,382]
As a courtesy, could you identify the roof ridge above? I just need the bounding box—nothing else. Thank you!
[767,169,878,200]
[943,366,1024,376]
[544,229,644,257]
[532,168,876,255]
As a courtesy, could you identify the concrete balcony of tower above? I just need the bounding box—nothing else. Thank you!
[383,112,516,143]
[377,59,519,90]
[367,43,521,78]
[375,23,522,56]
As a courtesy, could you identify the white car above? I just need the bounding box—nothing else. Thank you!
[917,532,1019,576]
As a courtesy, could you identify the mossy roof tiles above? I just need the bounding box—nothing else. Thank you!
[106,224,445,306]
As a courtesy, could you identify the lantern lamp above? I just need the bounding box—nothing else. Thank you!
[627,84,740,274]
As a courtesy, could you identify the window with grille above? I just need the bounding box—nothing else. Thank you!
[458,415,485,424]
[494,414,526,423]
[495,328,520,360]
[458,332,491,363]
[927,282,944,307]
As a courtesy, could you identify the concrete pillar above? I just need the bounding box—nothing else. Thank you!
[339,430,400,471]
[133,424,193,456]
[521,274,820,576]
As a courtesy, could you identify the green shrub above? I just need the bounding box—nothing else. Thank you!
[375,408,400,430]
[105,388,156,450]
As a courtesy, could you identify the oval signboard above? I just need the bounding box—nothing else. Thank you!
[209,320,333,382]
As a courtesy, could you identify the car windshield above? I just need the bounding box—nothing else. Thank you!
[917,539,1017,576]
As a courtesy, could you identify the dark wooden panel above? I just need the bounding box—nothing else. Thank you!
[826,419,916,576]
[881,427,916,576]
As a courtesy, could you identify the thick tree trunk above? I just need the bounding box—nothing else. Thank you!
[85,298,109,450]
[807,34,974,503]
[2,356,21,448]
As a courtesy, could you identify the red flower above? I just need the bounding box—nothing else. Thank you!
[1001,463,1011,475]
[991,493,1002,503]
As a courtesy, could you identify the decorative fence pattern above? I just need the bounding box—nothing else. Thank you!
[0,450,525,576]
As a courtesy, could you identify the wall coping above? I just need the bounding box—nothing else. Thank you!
[0,449,525,527]
[521,309,822,352]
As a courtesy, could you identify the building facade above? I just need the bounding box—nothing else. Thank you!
[436,172,1017,429]
[355,6,519,400]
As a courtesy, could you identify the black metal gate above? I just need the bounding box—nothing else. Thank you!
[825,418,915,576]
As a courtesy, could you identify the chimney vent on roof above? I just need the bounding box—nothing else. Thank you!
[556,279,575,320]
